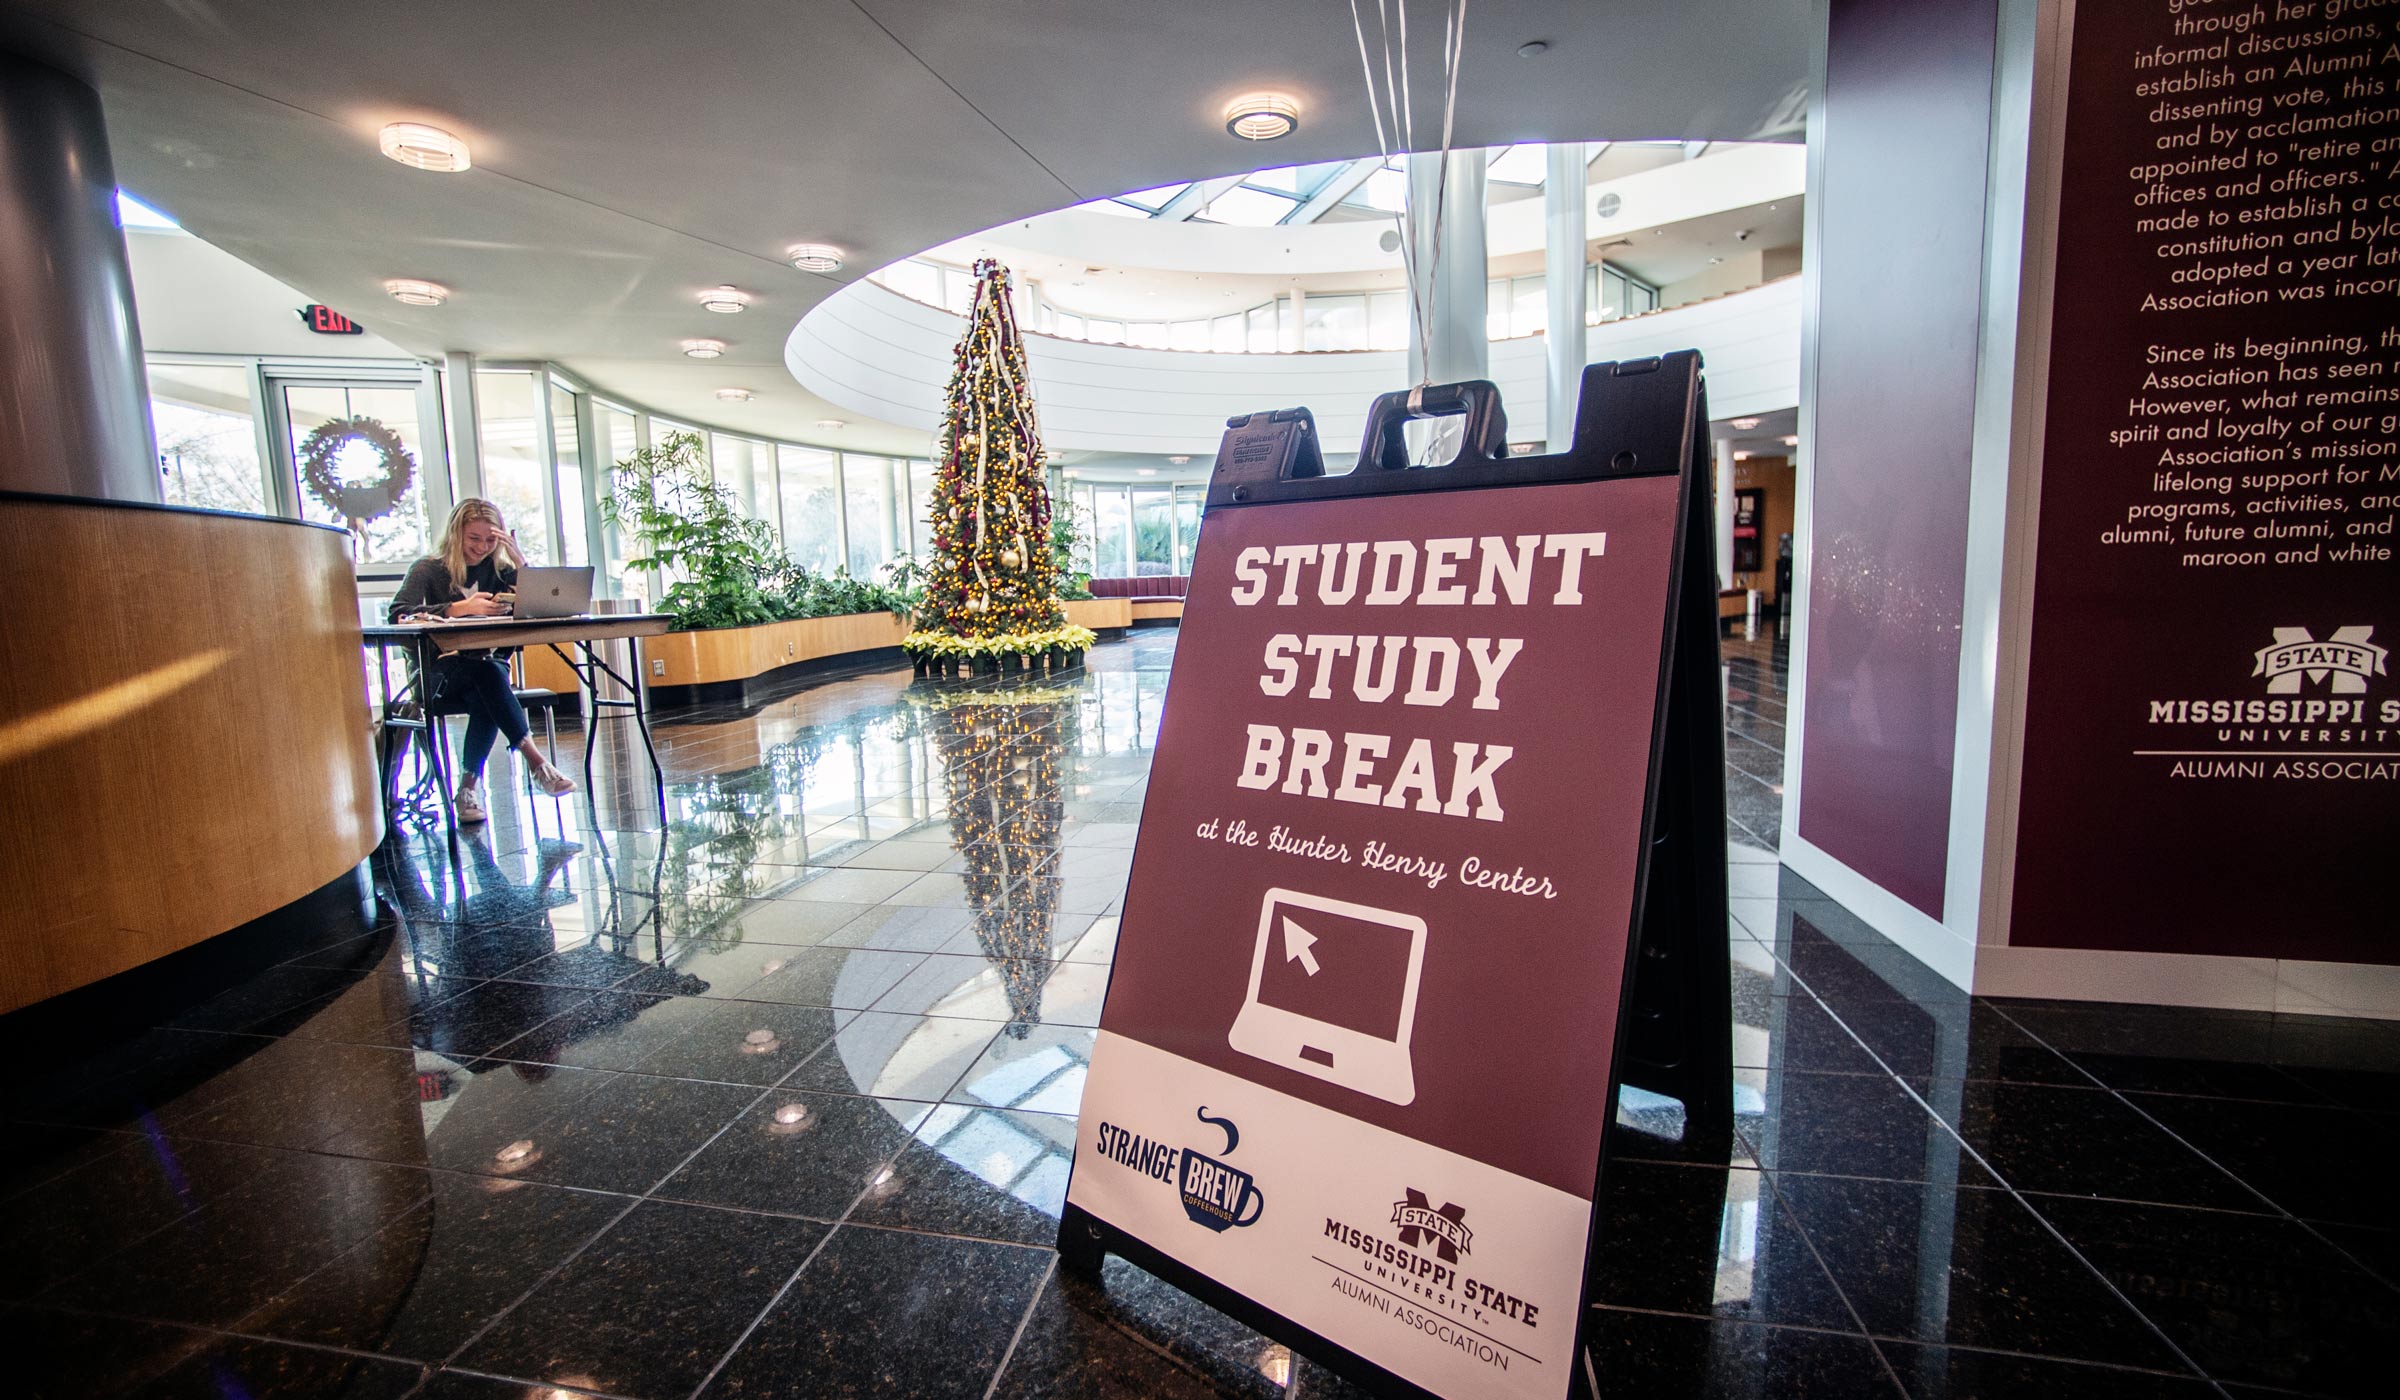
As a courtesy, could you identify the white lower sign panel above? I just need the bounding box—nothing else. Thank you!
[1068,1031,1590,1400]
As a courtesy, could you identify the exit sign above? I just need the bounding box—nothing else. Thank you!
[298,304,364,335]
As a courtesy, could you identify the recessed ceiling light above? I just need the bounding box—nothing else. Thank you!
[1782,435,1800,446]
[681,338,727,359]
[788,243,845,273]
[378,123,471,172]
[1730,417,1762,430]
[1138,467,1159,476]
[700,285,749,314]
[1223,93,1301,141]
[716,388,752,402]
[1734,450,1752,461]
[815,418,846,430]
[384,278,448,306]
[1708,256,1725,265]
[1168,455,1191,465]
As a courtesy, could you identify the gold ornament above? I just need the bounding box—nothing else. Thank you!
[1000,548,1022,570]
[967,594,990,614]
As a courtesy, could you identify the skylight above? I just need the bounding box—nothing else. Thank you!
[1198,185,1299,226]
[116,191,182,231]
[1487,144,1548,186]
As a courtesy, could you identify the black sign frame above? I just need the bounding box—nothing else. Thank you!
[1057,353,1734,1399]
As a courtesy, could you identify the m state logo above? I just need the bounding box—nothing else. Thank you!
[2253,625,2388,694]
[1390,1188,1473,1263]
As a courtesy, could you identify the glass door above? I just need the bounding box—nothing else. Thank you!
[268,378,440,571]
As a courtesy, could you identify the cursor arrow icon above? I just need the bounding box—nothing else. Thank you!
[1281,917,1321,975]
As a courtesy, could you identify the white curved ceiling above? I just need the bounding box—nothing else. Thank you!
[0,0,1810,453]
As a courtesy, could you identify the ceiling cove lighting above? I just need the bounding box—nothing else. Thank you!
[700,285,750,314]
[1223,93,1301,141]
[378,123,472,172]
[787,243,845,274]
[715,388,752,402]
[681,338,727,359]
[384,279,448,306]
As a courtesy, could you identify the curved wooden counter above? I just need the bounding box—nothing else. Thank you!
[0,493,382,1014]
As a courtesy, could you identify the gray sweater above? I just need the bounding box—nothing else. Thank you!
[388,554,514,623]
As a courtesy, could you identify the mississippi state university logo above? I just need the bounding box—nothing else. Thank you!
[1391,1188,1473,1263]
[1091,1107,1265,1233]
[2252,625,2387,694]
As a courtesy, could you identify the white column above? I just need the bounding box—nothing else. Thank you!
[1279,287,1305,353]
[1544,143,1587,452]
[1714,438,1737,591]
[443,350,483,501]
[1404,150,1490,387]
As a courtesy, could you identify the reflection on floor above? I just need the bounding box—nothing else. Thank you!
[2,627,2391,1398]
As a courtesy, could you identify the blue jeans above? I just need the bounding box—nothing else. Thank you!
[430,656,529,781]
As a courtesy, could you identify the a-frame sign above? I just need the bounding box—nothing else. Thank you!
[1060,352,1732,1400]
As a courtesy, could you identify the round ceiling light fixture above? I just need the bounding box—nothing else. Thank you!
[716,388,753,402]
[814,418,846,430]
[681,338,727,359]
[1223,93,1301,142]
[787,243,845,274]
[1729,417,1762,430]
[384,278,448,307]
[378,122,472,172]
[1138,467,1160,476]
[700,285,750,314]
[1167,455,1192,465]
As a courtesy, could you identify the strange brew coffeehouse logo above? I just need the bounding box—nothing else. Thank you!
[2252,626,2388,694]
[1091,1107,1265,1233]
[2141,624,2398,782]
[1391,1189,1472,1263]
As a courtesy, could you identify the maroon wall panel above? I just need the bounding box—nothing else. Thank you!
[2009,3,2400,963]
[1797,0,1998,917]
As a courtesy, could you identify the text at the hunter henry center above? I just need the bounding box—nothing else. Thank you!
[1208,533,1608,903]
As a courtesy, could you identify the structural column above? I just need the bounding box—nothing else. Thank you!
[1543,142,1586,453]
[1403,150,1488,389]
[0,53,158,501]
[1713,438,1737,592]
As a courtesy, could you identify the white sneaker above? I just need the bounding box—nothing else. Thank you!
[453,785,489,823]
[532,762,578,797]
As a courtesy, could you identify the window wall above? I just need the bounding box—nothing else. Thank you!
[1070,479,1208,577]
[474,368,554,564]
[148,360,271,514]
[876,256,1652,353]
[142,352,960,605]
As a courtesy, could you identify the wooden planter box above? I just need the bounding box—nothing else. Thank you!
[518,611,911,696]
[1063,597,1133,632]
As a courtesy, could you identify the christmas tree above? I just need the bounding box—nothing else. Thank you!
[905,258,1094,667]
[921,686,1078,1036]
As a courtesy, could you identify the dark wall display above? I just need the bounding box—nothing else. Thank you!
[1733,487,1765,572]
[2014,1,2400,963]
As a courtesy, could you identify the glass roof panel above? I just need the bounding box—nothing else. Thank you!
[1487,144,1547,186]
[1351,166,1408,213]
[1200,186,1299,226]
[116,191,181,230]
[1119,183,1190,210]
[1244,166,1302,194]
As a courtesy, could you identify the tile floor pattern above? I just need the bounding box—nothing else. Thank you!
[3,627,2392,1399]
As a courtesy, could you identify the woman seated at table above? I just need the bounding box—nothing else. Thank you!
[389,498,577,821]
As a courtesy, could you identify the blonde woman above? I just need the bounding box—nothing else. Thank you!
[390,499,578,820]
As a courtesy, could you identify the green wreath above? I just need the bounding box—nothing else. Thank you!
[299,415,417,526]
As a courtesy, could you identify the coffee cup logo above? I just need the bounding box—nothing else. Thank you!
[1179,1150,1266,1231]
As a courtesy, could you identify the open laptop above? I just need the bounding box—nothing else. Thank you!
[1227,887,1426,1106]
[511,565,594,619]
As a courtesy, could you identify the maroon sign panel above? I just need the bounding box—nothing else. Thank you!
[2014,3,2400,962]
[1066,469,1684,1399]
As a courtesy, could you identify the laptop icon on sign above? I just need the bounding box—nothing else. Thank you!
[1228,888,1426,1106]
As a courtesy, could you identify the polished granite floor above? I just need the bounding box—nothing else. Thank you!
[3,626,2392,1399]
